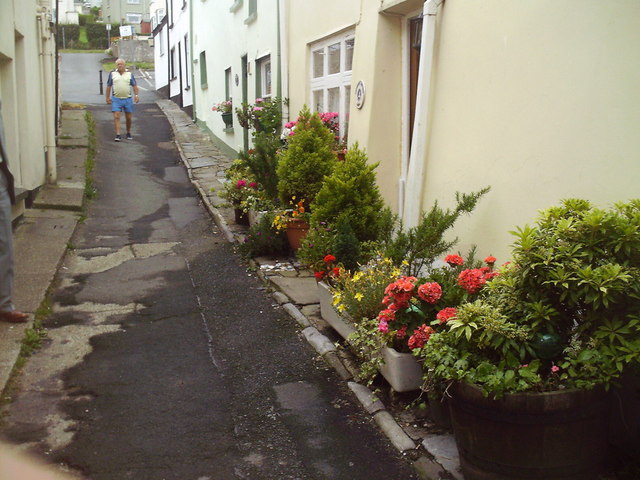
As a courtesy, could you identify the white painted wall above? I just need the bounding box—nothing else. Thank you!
[192,0,280,153]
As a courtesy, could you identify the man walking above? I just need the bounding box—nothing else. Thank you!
[0,100,28,324]
[105,58,140,141]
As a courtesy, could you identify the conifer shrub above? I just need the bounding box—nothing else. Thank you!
[276,106,336,206]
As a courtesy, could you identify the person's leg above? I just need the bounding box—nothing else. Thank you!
[125,112,132,135]
[0,173,15,313]
[113,111,121,136]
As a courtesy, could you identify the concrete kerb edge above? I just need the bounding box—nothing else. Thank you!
[158,101,444,480]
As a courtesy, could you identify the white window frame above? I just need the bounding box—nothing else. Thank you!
[127,0,141,4]
[257,55,272,99]
[309,31,355,139]
[126,13,142,24]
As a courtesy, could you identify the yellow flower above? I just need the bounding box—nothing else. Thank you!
[352,272,363,282]
[354,293,363,302]
[337,304,346,312]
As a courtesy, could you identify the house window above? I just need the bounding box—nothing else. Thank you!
[126,13,142,24]
[157,8,166,21]
[159,30,165,56]
[170,47,177,79]
[309,31,355,139]
[200,51,208,88]
[225,67,232,100]
[256,55,271,99]
[184,35,190,89]
[245,0,257,24]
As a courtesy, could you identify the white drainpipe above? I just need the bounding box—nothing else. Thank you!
[401,0,443,227]
[38,2,57,184]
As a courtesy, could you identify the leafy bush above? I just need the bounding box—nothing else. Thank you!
[237,212,289,259]
[298,143,394,271]
[383,187,490,277]
[418,198,640,397]
[311,143,391,243]
[276,105,336,206]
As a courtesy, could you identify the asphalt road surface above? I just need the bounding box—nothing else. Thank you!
[0,53,419,480]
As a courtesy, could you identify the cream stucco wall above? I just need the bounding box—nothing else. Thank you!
[413,0,640,260]
[285,1,418,212]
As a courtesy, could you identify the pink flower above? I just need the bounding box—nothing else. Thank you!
[284,121,297,129]
[445,254,464,266]
[378,320,389,333]
[248,182,258,189]
[235,179,247,188]
[408,325,435,350]
[436,307,457,324]
[417,282,442,304]
[551,365,560,373]
[253,106,264,111]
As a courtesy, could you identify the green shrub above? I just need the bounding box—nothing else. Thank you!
[276,105,336,206]
[237,212,289,259]
[384,187,490,277]
[311,143,391,243]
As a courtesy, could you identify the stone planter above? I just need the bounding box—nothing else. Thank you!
[379,346,423,393]
[318,281,423,392]
[317,281,356,340]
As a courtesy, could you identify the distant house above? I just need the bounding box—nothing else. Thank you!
[152,0,192,116]
[102,0,150,35]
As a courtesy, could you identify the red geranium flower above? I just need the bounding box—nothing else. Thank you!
[408,325,435,350]
[417,282,442,304]
[484,255,497,265]
[444,254,464,266]
[396,325,408,339]
[436,307,457,324]
[314,271,325,280]
[458,268,488,294]
[324,254,336,264]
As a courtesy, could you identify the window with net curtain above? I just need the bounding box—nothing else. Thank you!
[309,32,355,140]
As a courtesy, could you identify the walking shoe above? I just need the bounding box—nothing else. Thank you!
[0,311,29,323]
[126,133,133,140]
[114,135,122,142]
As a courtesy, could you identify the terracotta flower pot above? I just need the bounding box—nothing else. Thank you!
[285,218,309,250]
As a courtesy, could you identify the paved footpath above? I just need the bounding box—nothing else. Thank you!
[0,101,460,479]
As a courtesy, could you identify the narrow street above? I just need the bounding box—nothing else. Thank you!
[0,54,418,479]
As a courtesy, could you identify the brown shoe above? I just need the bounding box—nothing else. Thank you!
[0,311,29,323]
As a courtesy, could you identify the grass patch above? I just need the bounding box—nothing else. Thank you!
[84,110,97,200]
[0,301,51,415]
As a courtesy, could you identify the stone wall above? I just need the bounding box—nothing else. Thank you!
[111,39,154,64]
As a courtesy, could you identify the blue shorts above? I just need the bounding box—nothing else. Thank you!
[111,96,134,113]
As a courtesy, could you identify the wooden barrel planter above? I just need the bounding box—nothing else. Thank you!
[450,381,610,480]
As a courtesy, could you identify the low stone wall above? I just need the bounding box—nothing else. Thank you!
[111,39,154,64]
